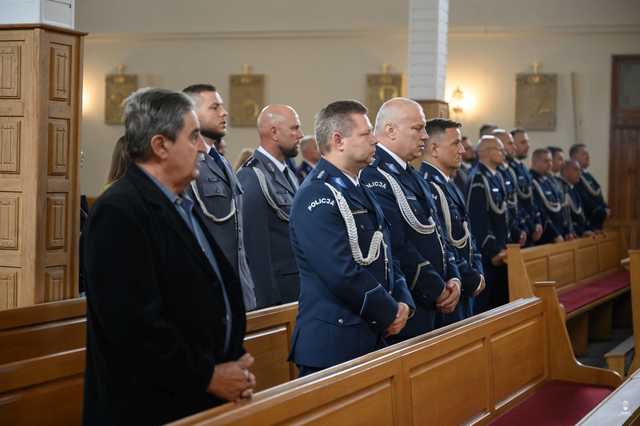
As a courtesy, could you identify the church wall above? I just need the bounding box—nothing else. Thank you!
[77,0,640,198]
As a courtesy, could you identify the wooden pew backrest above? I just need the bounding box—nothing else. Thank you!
[175,296,619,426]
[0,298,299,425]
[515,232,622,295]
[0,298,86,426]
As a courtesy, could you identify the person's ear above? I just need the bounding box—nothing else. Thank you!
[150,135,170,159]
[331,132,344,152]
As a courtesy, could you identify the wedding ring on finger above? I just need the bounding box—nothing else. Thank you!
[243,368,250,381]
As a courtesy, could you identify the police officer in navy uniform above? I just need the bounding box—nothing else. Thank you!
[560,160,595,237]
[530,148,571,244]
[295,135,321,184]
[466,136,510,312]
[570,143,610,230]
[453,136,475,193]
[421,118,485,323]
[237,105,303,309]
[361,98,461,339]
[493,129,528,247]
[289,100,414,376]
[510,129,544,246]
[183,84,257,311]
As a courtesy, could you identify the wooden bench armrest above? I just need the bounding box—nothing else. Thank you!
[534,284,623,388]
[577,370,640,425]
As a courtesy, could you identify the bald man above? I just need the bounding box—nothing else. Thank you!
[361,98,461,338]
[466,136,510,312]
[237,105,303,309]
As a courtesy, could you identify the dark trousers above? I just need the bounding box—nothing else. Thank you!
[476,261,508,314]
[297,364,324,378]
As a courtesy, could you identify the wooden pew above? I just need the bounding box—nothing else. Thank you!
[578,367,640,425]
[172,289,623,426]
[0,298,299,425]
[606,219,640,253]
[507,232,632,356]
[0,298,86,426]
[605,250,640,378]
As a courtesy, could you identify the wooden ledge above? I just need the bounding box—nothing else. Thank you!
[0,23,88,36]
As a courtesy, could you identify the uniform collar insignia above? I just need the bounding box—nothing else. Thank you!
[332,176,347,188]
[386,162,400,175]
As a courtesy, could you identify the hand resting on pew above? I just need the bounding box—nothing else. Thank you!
[491,249,507,266]
[208,353,257,402]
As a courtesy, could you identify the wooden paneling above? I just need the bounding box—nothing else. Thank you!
[0,267,18,309]
[47,119,68,177]
[609,56,640,222]
[548,251,575,288]
[0,193,19,250]
[0,25,83,310]
[525,258,548,283]
[0,43,21,99]
[491,318,546,406]
[0,118,21,173]
[46,194,66,250]
[407,341,489,425]
[576,245,599,280]
[598,239,619,272]
[44,266,66,302]
[49,43,71,103]
[243,326,290,391]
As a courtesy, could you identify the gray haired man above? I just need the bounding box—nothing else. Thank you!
[83,88,255,425]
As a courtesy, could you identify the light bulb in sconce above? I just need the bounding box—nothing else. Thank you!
[450,86,465,115]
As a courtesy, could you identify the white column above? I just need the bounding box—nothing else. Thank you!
[407,0,448,101]
[1,0,75,29]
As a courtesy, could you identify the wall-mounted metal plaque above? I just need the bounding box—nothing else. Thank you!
[105,70,138,125]
[515,73,557,131]
[229,74,264,127]
[366,73,403,123]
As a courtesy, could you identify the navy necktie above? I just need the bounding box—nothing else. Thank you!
[209,147,226,172]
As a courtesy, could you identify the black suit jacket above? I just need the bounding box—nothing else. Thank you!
[83,164,246,425]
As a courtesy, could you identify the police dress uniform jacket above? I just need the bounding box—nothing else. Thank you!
[560,178,592,237]
[188,147,257,311]
[421,162,484,316]
[466,163,509,262]
[295,159,314,184]
[466,162,509,312]
[288,158,415,370]
[575,170,608,230]
[361,147,459,338]
[454,162,472,194]
[530,170,571,244]
[83,164,246,425]
[507,158,543,240]
[498,163,529,243]
[237,149,300,309]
